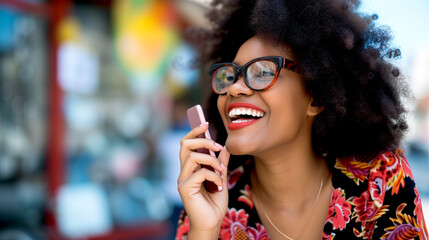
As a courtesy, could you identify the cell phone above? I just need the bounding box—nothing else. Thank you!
[187,104,219,193]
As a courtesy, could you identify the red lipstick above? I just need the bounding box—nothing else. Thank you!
[227,102,265,130]
[227,102,264,113]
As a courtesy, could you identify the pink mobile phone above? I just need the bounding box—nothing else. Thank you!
[187,104,219,193]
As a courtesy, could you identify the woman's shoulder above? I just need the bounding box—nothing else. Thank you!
[329,148,416,204]
[330,148,412,187]
[325,148,428,239]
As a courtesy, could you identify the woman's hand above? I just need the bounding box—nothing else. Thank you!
[178,122,230,239]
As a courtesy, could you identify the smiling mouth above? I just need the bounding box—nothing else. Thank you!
[228,107,265,123]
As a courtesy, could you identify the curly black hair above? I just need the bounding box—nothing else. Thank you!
[187,0,409,158]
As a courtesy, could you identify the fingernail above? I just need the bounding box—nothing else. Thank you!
[200,122,209,127]
[218,185,223,191]
[221,162,227,170]
[215,142,224,150]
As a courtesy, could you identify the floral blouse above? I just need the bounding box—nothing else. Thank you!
[176,149,428,239]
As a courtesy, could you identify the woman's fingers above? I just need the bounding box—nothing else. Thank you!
[180,122,223,166]
[178,122,230,196]
[178,167,225,195]
[179,152,227,183]
[181,121,209,140]
[180,138,223,162]
[178,148,230,192]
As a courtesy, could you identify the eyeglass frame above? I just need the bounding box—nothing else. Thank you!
[209,56,301,95]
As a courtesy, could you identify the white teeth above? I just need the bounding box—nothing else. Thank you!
[232,119,253,123]
[228,107,265,119]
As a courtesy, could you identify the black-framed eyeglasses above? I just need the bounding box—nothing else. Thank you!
[210,56,301,95]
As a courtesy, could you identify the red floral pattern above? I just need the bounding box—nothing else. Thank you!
[350,191,389,239]
[326,188,352,230]
[228,166,244,190]
[217,208,270,240]
[352,191,388,223]
[246,223,270,240]
[335,157,372,185]
[176,212,190,240]
[381,203,422,240]
[176,149,428,239]
[238,184,254,209]
[220,208,249,239]
[414,187,429,240]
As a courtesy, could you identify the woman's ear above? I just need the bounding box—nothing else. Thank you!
[307,99,324,117]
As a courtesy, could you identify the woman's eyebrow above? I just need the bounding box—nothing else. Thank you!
[232,61,241,66]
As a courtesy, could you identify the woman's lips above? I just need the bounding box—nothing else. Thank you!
[227,102,264,113]
[228,118,262,130]
[227,102,265,130]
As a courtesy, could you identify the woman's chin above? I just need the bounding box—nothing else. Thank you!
[225,139,255,156]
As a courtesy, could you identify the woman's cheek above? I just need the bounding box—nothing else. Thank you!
[217,97,228,126]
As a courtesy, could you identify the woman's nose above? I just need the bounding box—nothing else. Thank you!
[227,75,254,97]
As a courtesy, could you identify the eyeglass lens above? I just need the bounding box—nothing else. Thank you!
[212,59,278,94]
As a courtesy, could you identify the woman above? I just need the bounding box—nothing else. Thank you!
[176,0,428,239]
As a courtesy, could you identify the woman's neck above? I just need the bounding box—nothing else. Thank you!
[251,145,328,208]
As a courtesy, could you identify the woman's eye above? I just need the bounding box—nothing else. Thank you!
[225,73,235,81]
[257,71,275,77]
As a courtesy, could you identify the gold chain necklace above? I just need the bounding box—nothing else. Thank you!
[253,177,324,240]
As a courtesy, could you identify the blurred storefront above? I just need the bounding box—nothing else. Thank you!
[0,0,210,239]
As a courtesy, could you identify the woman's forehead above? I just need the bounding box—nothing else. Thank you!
[233,36,294,64]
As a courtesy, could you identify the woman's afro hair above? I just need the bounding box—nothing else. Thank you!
[187,0,410,158]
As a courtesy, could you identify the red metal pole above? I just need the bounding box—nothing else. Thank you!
[47,0,69,202]
[46,0,71,235]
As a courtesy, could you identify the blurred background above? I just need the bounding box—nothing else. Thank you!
[0,0,427,239]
